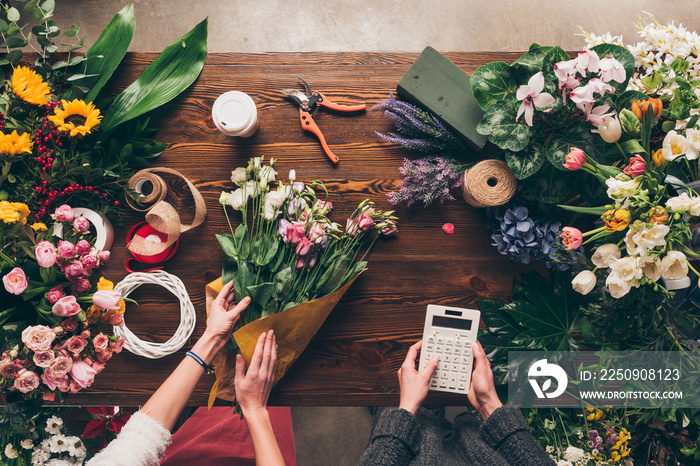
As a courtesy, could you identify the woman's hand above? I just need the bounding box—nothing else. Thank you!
[398,340,439,416]
[235,330,277,416]
[203,280,251,351]
[467,340,503,421]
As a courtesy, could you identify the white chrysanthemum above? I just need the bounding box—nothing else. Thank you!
[4,443,18,459]
[31,447,51,465]
[46,416,63,435]
[45,459,75,466]
[64,436,86,458]
[48,433,68,453]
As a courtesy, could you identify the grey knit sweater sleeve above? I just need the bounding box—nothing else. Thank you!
[479,405,556,466]
[358,408,421,466]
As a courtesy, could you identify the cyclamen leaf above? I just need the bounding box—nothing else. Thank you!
[522,163,573,203]
[506,142,544,180]
[545,134,570,172]
[477,101,532,152]
[542,46,570,81]
[512,46,550,75]
[470,61,518,111]
[591,43,635,94]
[565,120,604,160]
[614,90,648,113]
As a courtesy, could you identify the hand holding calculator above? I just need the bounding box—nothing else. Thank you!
[417,305,481,395]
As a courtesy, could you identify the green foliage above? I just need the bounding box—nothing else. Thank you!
[505,141,544,179]
[470,61,518,111]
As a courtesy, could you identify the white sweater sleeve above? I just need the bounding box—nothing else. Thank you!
[86,411,172,466]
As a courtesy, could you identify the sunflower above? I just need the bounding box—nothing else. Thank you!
[48,99,102,137]
[11,66,52,106]
[0,130,33,156]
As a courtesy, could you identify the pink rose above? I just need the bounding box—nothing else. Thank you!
[98,250,111,263]
[73,277,91,294]
[47,356,73,378]
[69,379,84,393]
[14,369,40,393]
[95,348,113,363]
[72,216,90,233]
[563,147,587,170]
[66,336,87,355]
[70,360,97,389]
[80,329,90,339]
[35,241,57,267]
[560,227,583,250]
[75,240,92,255]
[92,290,122,310]
[33,350,55,368]
[61,316,79,332]
[42,371,69,391]
[109,337,125,353]
[295,237,313,256]
[21,325,56,352]
[623,154,646,178]
[109,313,124,327]
[93,333,109,351]
[52,204,74,222]
[52,296,82,317]
[3,267,27,295]
[63,262,85,280]
[357,215,375,231]
[0,358,22,379]
[47,286,63,304]
[42,390,55,401]
[57,240,77,259]
[80,254,99,270]
[91,361,106,373]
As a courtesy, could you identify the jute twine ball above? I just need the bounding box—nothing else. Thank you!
[461,159,517,208]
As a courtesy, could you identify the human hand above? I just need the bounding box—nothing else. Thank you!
[203,280,251,349]
[467,340,502,421]
[235,330,277,416]
[398,340,439,416]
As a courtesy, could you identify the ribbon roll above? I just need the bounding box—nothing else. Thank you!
[461,159,517,208]
[53,207,115,251]
[126,167,207,256]
[125,222,179,273]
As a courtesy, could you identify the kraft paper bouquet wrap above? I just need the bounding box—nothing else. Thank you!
[208,157,398,406]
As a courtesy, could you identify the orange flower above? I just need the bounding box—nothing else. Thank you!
[97,277,114,291]
[86,305,102,324]
[652,148,665,167]
[631,98,662,120]
[648,206,669,225]
[603,209,631,232]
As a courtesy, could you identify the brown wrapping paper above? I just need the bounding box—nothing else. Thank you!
[205,273,362,406]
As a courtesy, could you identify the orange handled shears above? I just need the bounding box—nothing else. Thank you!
[281,77,366,164]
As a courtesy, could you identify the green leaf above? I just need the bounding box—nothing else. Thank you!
[614,90,648,114]
[565,120,604,160]
[522,163,574,203]
[272,267,292,301]
[7,7,20,22]
[6,49,22,65]
[5,36,26,48]
[234,223,249,260]
[100,17,208,133]
[221,256,237,285]
[470,61,518,111]
[506,141,544,179]
[216,233,237,258]
[545,133,570,171]
[591,43,635,94]
[511,46,549,76]
[257,238,279,267]
[0,19,8,33]
[234,261,251,298]
[572,172,608,206]
[542,46,570,81]
[317,255,348,296]
[41,0,55,14]
[246,282,273,309]
[477,100,532,151]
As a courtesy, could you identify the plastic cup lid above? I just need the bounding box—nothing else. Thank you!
[212,91,256,134]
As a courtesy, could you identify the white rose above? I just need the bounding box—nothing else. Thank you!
[227,188,245,210]
[639,256,661,282]
[660,251,688,280]
[610,256,643,283]
[662,130,691,161]
[557,461,573,466]
[572,270,596,295]
[564,446,585,462]
[591,243,621,268]
[4,443,18,459]
[20,439,33,449]
[230,167,248,186]
[606,272,632,298]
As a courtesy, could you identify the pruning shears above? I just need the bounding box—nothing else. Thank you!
[281,77,366,164]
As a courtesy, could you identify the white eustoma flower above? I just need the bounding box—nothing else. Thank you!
[288,169,296,183]
[258,165,278,189]
[230,167,248,186]
[564,446,586,463]
[592,243,621,268]
[5,443,18,459]
[662,130,692,161]
[227,188,245,210]
[606,272,632,298]
[263,190,287,221]
[660,251,689,280]
[219,191,230,206]
[572,270,597,295]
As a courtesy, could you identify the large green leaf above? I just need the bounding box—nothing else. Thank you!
[591,43,635,94]
[522,163,574,203]
[542,46,570,81]
[511,46,551,76]
[615,90,648,113]
[100,17,208,133]
[565,120,604,160]
[506,142,545,180]
[477,100,532,151]
[545,133,570,171]
[470,61,518,111]
[65,4,135,103]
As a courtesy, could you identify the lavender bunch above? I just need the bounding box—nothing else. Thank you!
[374,93,467,155]
[387,156,464,208]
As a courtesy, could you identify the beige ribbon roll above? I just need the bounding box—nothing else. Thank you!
[461,159,517,208]
[126,168,207,255]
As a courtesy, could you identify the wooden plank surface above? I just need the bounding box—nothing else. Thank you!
[44,51,542,406]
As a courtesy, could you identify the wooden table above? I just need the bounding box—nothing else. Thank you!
[62,51,543,406]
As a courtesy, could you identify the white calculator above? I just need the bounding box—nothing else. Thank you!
[418,304,481,395]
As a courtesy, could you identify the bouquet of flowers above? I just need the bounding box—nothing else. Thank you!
[209,156,398,403]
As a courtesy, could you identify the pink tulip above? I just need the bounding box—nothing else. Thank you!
[80,254,99,269]
[563,148,587,170]
[35,241,57,267]
[560,227,583,250]
[3,267,27,295]
[52,204,74,222]
[70,360,97,389]
[73,278,91,294]
[52,296,82,317]
[92,290,122,310]
[63,262,85,280]
[623,154,646,178]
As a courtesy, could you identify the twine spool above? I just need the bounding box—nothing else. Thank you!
[461,159,517,208]
[125,222,179,273]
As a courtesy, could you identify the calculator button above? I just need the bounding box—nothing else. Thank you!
[458,373,467,381]
[442,355,451,363]
[461,356,470,365]
[451,364,460,372]
[430,379,438,387]
[445,338,453,346]
[458,382,466,391]
[436,337,444,345]
[426,344,434,351]
[423,352,431,360]
[444,346,452,354]
[434,346,443,353]
[463,341,471,348]
[439,379,448,388]
[460,364,470,372]
[448,376,457,388]
[453,347,461,355]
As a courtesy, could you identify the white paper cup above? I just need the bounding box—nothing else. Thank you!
[212,91,259,137]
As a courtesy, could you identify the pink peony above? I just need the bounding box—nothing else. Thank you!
[75,239,92,255]
[0,358,22,379]
[52,204,74,222]
[93,333,109,351]
[21,325,56,352]
[52,295,82,317]
[14,369,40,393]
[98,250,111,263]
[72,216,90,233]
[33,350,55,368]
[109,337,125,353]
[3,267,27,295]
[57,240,77,259]
[109,313,124,327]
[560,227,583,250]
[47,286,63,304]
[92,290,122,310]
[73,277,91,294]
[35,241,57,267]
[80,253,99,269]
[47,356,73,378]
[563,147,587,170]
[295,237,313,256]
[66,336,87,355]
[623,154,646,178]
[63,261,85,280]
[70,360,97,389]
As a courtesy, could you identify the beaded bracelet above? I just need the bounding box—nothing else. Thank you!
[186,350,215,374]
